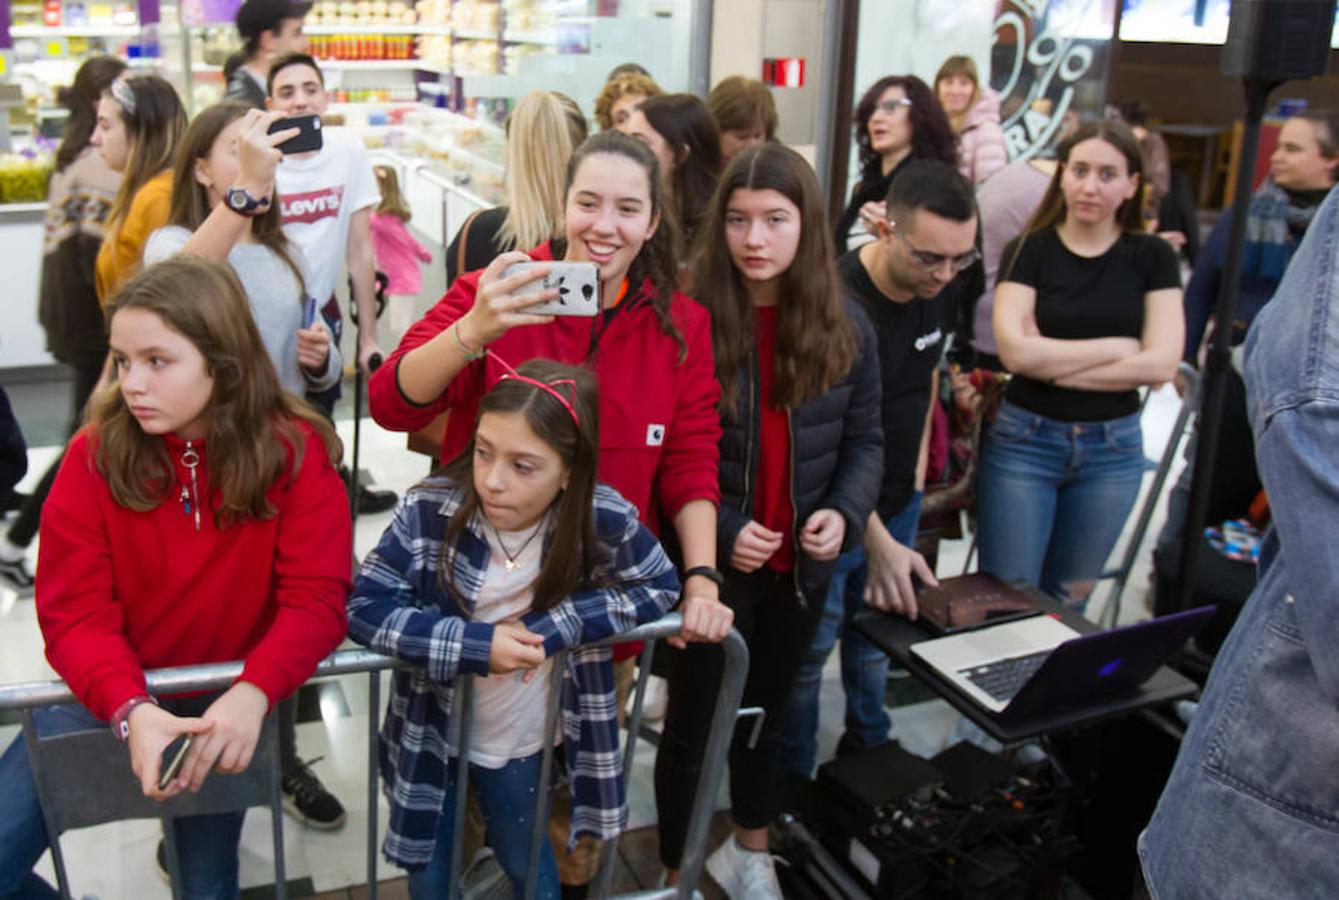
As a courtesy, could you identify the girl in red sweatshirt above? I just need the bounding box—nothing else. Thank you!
[0,256,351,898]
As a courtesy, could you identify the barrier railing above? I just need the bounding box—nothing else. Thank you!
[0,612,746,899]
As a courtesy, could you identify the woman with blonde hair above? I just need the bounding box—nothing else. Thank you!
[934,55,1008,185]
[445,90,588,284]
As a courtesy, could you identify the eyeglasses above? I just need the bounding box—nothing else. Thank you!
[875,97,913,114]
[891,224,980,273]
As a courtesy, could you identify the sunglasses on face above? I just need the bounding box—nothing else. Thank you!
[892,224,980,273]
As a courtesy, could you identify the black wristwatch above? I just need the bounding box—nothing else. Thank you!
[225,185,271,217]
[682,565,724,587]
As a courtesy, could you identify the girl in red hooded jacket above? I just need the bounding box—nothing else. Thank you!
[0,256,350,898]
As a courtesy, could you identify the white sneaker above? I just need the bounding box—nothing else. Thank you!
[641,674,668,723]
[705,836,784,899]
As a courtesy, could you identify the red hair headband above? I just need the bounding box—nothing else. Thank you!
[488,351,581,427]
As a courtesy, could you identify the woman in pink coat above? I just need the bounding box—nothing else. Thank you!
[935,55,1008,185]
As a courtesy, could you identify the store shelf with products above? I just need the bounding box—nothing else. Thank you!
[502,30,559,46]
[340,104,504,246]
[9,24,141,37]
[305,24,455,35]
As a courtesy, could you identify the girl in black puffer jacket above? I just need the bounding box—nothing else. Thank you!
[654,143,884,897]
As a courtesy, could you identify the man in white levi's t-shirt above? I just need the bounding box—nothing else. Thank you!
[267,53,384,379]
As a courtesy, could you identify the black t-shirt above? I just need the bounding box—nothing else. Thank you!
[839,249,956,519]
[1000,227,1181,421]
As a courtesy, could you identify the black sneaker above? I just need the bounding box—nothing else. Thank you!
[339,465,398,514]
[0,556,33,593]
[281,757,347,830]
[356,483,398,514]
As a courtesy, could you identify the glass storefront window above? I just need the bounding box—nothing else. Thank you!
[992,0,1119,160]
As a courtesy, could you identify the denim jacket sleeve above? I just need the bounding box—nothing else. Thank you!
[346,497,495,680]
[521,488,682,656]
[1245,185,1339,699]
[1253,403,1339,699]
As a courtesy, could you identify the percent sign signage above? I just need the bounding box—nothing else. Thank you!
[993,0,1112,160]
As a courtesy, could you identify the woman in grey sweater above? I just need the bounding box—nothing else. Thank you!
[145,102,340,397]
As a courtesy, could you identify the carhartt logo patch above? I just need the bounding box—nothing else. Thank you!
[646,424,666,446]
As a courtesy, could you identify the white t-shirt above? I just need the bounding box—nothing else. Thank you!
[274,128,380,304]
[468,516,560,769]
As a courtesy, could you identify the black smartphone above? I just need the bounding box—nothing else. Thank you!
[268,114,323,154]
[158,734,193,790]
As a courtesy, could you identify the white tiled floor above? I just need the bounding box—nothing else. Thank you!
[0,382,1191,897]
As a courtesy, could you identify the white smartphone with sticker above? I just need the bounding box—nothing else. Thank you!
[503,261,600,317]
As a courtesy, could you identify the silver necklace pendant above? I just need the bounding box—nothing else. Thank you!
[489,514,544,572]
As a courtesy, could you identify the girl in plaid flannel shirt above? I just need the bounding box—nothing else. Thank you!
[348,359,680,897]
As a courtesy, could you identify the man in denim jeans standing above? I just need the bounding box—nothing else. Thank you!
[1139,187,1339,896]
[780,161,979,779]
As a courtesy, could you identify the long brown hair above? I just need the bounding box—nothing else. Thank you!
[553,131,687,360]
[695,144,856,418]
[105,75,187,234]
[638,93,723,246]
[168,102,307,297]
[1005,120,1145,280]
[56,56,126,172]
[439,359,605,613]
[91,256,341,526]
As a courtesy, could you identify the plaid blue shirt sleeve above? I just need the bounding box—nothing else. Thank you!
[521,485,681,654]
[347,492,495,680]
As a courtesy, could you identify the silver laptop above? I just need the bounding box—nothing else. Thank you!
[910,614,1081,712]
[910,607,1215,715]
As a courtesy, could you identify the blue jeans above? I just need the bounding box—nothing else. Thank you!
[976,401,1146,611]
[778,492,923,780]
[408,751,559,899]
[0,702,246,900]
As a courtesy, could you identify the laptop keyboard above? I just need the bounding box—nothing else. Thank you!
[960,650,1050,703]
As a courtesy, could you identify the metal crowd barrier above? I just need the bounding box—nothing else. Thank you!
[0,612,747,899]
[1097,362,1202,627]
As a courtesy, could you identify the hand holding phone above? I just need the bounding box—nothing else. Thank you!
[231,109,294,200]
[501,261,600,317]
[158,734,193,791]
[268,114,323,154]
[123,703,215,799]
